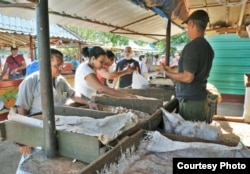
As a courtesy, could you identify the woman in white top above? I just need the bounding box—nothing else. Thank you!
[74,46,136,99]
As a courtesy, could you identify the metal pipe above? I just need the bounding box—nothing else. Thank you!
[166,18,171,66]
[36,0,57,158]
[29,35,34,61]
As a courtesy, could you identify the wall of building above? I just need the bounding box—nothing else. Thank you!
[207,34,250,96]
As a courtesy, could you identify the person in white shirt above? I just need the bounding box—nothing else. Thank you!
[139,55,148,79]
[74,46,136,99]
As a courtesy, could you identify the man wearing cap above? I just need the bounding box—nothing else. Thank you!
[0,46,26,80]
[161,10,214,122]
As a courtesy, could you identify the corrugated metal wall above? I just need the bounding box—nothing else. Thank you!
[207,34,250,95]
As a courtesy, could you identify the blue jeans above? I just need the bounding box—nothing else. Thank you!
[9,74,24,80]
[16,147,41,174]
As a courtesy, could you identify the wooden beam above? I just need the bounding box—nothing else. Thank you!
[54,106,115,119]
[58,131,101,163]
[80,129,145,174]
[140,98,178,130]
[161,131,238,147]
[92,96,163,114]
[1,121,103,163]
[118,88,175,101]
[213,115,245,123]
[3,121,44,147]
[238,1,247,27]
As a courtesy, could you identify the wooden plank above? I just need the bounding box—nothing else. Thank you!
[54,106,114,118]
[142,109,162,130]
[215,120,250,147]
[118,88,175,101]
[161,131,238,147]
[93,96,163,114]
[3,121,44,147]
[213,115,245,123]
[80,129,145,174]
[141,98,178,131]
[1,121,104,163]
[0,121,6,142]
[57,131,101,164]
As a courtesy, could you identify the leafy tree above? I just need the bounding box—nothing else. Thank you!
[62,26,188,58]
[66,26,131,47]
[155,32,189,55]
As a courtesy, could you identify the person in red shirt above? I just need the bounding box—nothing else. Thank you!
[96,50,133,87]
[158,55,166,66]
[0,46,26,80]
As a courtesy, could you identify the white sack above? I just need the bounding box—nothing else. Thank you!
[8,108,138,145]
[131,71,149,89]
[144,131,243,153]
[161,107,222,141]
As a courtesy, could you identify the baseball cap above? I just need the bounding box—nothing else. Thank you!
[182,10,209,24]
[10,46,18,50]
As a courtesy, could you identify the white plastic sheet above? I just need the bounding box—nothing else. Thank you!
[99,131,250,174]
[8,108,138,145]
[131,71,149,89]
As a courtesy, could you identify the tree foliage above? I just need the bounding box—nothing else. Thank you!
[66,26,132,47]
[155,32,189,55]
[61,26,188,58]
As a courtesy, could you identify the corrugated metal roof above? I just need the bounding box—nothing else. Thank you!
[0,13,84,40]
[0,13,86,48]
[0,0,250,42]
[0,0,184,43]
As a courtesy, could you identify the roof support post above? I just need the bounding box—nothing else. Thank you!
[166,18,171,66]
[36,0,57,158]
[29,35,34,61]
[78,42,82,62]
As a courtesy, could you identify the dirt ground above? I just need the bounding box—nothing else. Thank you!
[0,140,87,174]
[0,140,21,174]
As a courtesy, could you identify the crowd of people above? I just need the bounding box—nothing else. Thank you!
[1,9,214,126]
[0,9,215,173]
[0,45,180,82]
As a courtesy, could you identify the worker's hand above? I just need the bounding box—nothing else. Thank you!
[19,146,33,155]
[162,64,170,71]
[125,94,137,99]
[88,101,103,111]
[11,68,17,75]
[156,64,165,75]
[124,65,134,74]
[169,65,179,73]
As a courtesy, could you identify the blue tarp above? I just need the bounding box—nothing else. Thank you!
[132,0,177,18]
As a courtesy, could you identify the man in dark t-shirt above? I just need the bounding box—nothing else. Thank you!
[115,46,141,88]
[162,10,214,123]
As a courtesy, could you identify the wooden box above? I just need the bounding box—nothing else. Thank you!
[118,87,175,101]
[0,96,173,163]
